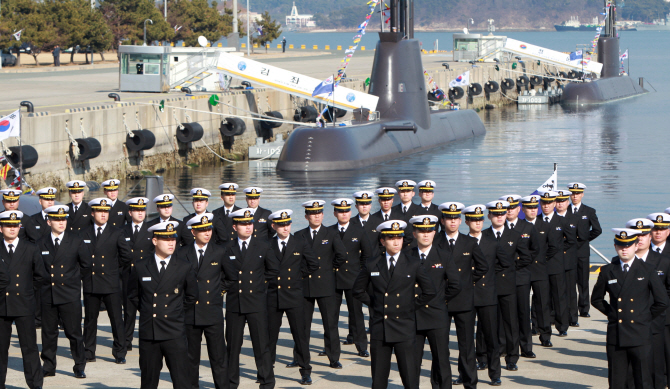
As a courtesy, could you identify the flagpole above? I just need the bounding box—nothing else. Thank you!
[627,47,629,75]
[332,74,336,128]
[18,108,22,191]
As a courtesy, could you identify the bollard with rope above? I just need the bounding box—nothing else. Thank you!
[122,113,136,138]
[64,120,80,160]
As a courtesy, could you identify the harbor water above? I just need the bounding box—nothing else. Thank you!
[72,30,669,263]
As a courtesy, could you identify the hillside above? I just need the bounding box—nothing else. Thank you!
[245,0,670,29]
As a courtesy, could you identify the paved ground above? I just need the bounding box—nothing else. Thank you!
[4,275,608,388]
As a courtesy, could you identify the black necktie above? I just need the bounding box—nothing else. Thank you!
[74,205,78,214]
[198,249,204,269]
[362,220,366,226]
[7,244,14,258]
[44,214,48,222]
[420,253,426,264]
[159,260,166,277]
[226,210,230,216]
[97,227,102,239]
[340,227,345,239]
[281,241,286,255]
[389,256,396,276]
[545,217,549,223]
[574,207,578,214]
[510,223,515,230]
[54,238,60,251]
[384,214,389,221]
[134,225,139,237]
[657,247,662,253]
[403,206,407,214]
[496,231,501,241]
[449,238,455,251]
[312,230,317,241]
[241,241,247,258]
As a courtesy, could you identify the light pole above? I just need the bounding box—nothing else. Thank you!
[143,19,153,46]
[246,0,250,56]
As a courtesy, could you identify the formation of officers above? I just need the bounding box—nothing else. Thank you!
[10,176,670,389]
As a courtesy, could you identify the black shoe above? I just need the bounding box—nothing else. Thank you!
[520,351,536,358]
[342,340,355,345]
[579,313,590,318]
[43,370,55,377]
[85,357,96,363]
[452,377,463,385]
[74,370,86,379]
[35,322,42,329]
[318,351,327,356]
[127,344,132,351]
[476,362,488,371]
[531,328,538,336]
[558,331,568,337]
[115,357,126,364]
[300,375,313,385]
[329,361,343,369]
[541,340,553,347]
[286,360,299,368]
[506,363,518,371]
[490,378,502,386]
[255,380,260,383]
[358,350,370,357]
[569,322,580,327]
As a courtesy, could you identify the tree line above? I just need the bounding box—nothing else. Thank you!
[0,0,245,66]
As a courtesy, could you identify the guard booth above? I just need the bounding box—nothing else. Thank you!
[453,33,506,63]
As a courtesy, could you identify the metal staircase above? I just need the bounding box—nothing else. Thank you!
[170,50,218,90]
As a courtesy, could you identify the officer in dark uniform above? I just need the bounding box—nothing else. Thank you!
[223,208,279,389]
[243,187,273,241]
[80,198,132,364]
[538,190,575,337]
[648,213,670,255]
[122,197,153,350]
[102,179,131,228]
[37,205,88,379]
[129,221,198,389]
[627,217,670,389]
[592,228,668,389]
[521,195,553,348]
[391,180,421,219]
[267,209,318,385]
[436,202,488,387]
[567,182,602,318]
[555,189,580,327]
[406,215,461,389]
[213,183,240,243]
[416,180,442,220]
[181,188,228,246]
[291,200,347,369]
[147,194,189,247]
[352,191,377,240]
[352,220,436,389]
[501,194,539,358]
[180,213,229,389]
[0,210,46,389]
[465,204,508,385]
[0,189,30,239]
[65,180,92,235]
[330,198,373,356]
[370,188,412,249]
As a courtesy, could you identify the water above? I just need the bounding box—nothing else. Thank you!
[65,30,670,263]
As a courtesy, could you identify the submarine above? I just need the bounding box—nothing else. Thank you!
[276,0,486,172]
[562,0,647,104]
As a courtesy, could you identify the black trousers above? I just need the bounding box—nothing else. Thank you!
[295,296,341,364]
[626,330,666,389]
[122,267,138,347]
[336,288,368,352]
[34,288,41,325]
[516,283,532,354]
[41,300,85,373]
[83,292,126,359]
[0,315,43,389]
[565,268,579,323]
[607,343,652,389]
[370,338,416,389]
[475,305,501,381]
[497,293,519,364]
[226,310,275,389]
[449,309,477,389]
[187,321,228,389]
[548,272,569,333]
[415,326,451,389]
[665,326,670,388]
[268,304,311,376]
[139,336,189,389]
[577,256,591,315]
[530,279,552,343]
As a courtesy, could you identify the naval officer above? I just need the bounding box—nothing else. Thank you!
[391,180,421,220]
[352,220,436,389]
[0,189,30,240]
[648,213,670,256]
[102,179,131,227]
[353,191,378,242]
[213,183,241,243]
[147,194,189,247]
[555,189,580,327]
[592,228,668,389]
[65,180,92,235]
[416,180,442,221]
[243,187,274,241]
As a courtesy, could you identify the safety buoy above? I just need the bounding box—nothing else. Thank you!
[530,76,543,86]
[74,137,102,161]
[516,75,529,87]
[219,118,246,137]
[468,83,483,96]
[293,106,318,123]
[126,130,156,152]
[8,145,38,169]
[448,86,465,100]
[501,78,515,90]
[484,81,499,93]
[176,122,204,143]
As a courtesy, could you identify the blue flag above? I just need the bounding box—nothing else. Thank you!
[312,76,334,97]
[569,50,583,61]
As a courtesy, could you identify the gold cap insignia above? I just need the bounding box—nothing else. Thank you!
[362,193,369,199]
[426,182,432,188]
[573,183,579,189]
[340,200,347,207]
[657,215,664,223]
[251,188,257,194]
[312,201,320,208]
[73,182,80,188]
[244,210,252,218]
[229,185,235,190]
[48,188,54,195]
[449,204,457,211]
[391,222,400,231]
[620,231,628,239]
[7,191,14,197]
[475,207,482,214]
[100,199,108,207]
[139,199,145,205]
[543,192,550,198]
[636,220,643,229]
[58,208,65,215]
[423,217,430,225]
[167,223,174,232]
[507,197,514,203]
[383,189,389,195]
[496,202,503,209]
[201,216,209,224]
[9,213,16,220]
[280,211,288,219]
[163,195,170,202]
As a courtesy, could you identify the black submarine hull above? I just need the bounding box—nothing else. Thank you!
[276,110,486,171]
[562,75,647,104]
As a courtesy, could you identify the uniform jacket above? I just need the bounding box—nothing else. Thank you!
[66,202,92,235]
[482,226,531,295]
[405,246,460,330]
[592,257,668,347]
[369,209,414,249]
[329,222,374,290]
[567,203,602,258]
[474,233,511,306]
[251,206,273,241]
[295,225,347,298]
[511,219,540,285]
[642,251,670,330]
[25,211,50,243]
[267,235,319,309]
[353,252,436,342]
[147,216,189,247]
[80,225,132,294]
[178,242,227,326]
[435,232,488,311]
[391,202,424,222]
[527,218,553,282]
[558,212,579,270]
[213,205,240,243]
[538,214,574,275]
[222,237,279,314]
[37,232,90,305]
[107,199,131,228]
[354,214,379,245]
[180,211,229,246]
[0,239,48,316]
[122,222,154,267]
[129,255,198,341]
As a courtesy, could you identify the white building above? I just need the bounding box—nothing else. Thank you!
[285,2,315,29]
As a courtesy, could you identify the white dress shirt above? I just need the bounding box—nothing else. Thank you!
[238,237,251,251]
[155,254,171,269]
[277,236,289,253]
[543,212,555,223]
[445,232,459,243]
[132,221,143,233]
[4,237,18,252]
[309,226,321,237]
[506,218,519,229]
[93,223,107,235]
[51,232,65,246]
[337,222,350,233]
[418,246,432,258]
[469,233,482,244]
[637,250,649,262]
[621,257,635,271]
[652,242,666,253]
[386,252,400,269]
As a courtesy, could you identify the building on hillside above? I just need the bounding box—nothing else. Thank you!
[285,2,315,30]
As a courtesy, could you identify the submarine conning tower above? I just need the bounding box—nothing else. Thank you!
[598,0,620,78]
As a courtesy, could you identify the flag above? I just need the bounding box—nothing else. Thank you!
[531,165,558,196]
[0,109,21,142]
[174,25,182,32]
[449,71,470,88]
[620,49,628,60]
[569,50,583,61]
[0,164,10,180]
[312,76,334,97]
[256,26,263,35]
[12,30,22,41]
